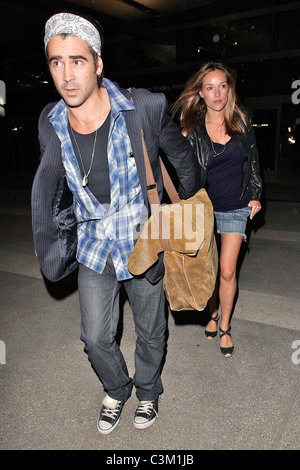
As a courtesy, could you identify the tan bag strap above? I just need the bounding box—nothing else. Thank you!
[159,158,181,204]
[140,129,171,251]
[128,88,180,251]
[128,88,180,203]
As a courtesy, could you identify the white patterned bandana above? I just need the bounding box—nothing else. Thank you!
[44,13,101,56]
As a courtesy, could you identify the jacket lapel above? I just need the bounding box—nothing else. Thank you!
[122,89,149,209]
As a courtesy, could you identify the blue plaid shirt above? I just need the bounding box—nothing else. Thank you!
[48,79,144,280]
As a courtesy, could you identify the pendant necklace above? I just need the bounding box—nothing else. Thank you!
[70,100,102,187]
[210,138,227,158]
[206,115,227,158]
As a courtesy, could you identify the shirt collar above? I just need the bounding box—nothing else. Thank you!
[103,78,135,114]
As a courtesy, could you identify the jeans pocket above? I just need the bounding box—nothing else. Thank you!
[232,207,251,222]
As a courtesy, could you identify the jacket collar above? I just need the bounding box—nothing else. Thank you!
[121,87,148,208]
[197,115,211,147]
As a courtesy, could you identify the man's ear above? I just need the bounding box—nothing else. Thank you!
[96,56,103,75]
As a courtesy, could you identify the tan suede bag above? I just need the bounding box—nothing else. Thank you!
[127,129,218,312]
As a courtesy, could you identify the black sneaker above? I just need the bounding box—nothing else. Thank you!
[133,400,158,429]
[97,394,125,435]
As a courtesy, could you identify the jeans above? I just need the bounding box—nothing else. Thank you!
[78,255,166,402]
[214,206,252,242]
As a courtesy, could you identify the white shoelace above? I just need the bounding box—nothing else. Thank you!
[102,404,121,419]
[136,401,157,416]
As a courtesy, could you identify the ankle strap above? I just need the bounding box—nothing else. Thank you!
[210,314,219,323]
[219,326,231,338]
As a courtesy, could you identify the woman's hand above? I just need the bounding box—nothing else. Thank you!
[248,200,262,219]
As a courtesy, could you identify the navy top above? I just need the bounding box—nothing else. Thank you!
[207,135,251,211]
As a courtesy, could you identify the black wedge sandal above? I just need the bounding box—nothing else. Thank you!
[219,326,234,357]
[204,314,219,340]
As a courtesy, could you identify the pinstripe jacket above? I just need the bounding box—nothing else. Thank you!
[31,82,201,283]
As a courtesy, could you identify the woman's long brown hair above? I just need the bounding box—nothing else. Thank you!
[171,61,246,137]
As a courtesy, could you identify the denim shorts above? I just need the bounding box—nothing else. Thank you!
[214,206,252,242]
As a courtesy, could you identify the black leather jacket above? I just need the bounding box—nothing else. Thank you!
[188,109,262,201]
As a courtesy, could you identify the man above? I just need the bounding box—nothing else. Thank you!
[32,12,201,435]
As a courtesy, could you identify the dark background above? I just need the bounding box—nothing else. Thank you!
[0,0,299,199]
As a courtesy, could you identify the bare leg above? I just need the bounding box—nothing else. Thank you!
[205,286,219,336]
[218,233,243,349]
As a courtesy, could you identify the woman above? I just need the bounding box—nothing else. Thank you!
[172,62,262,357]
